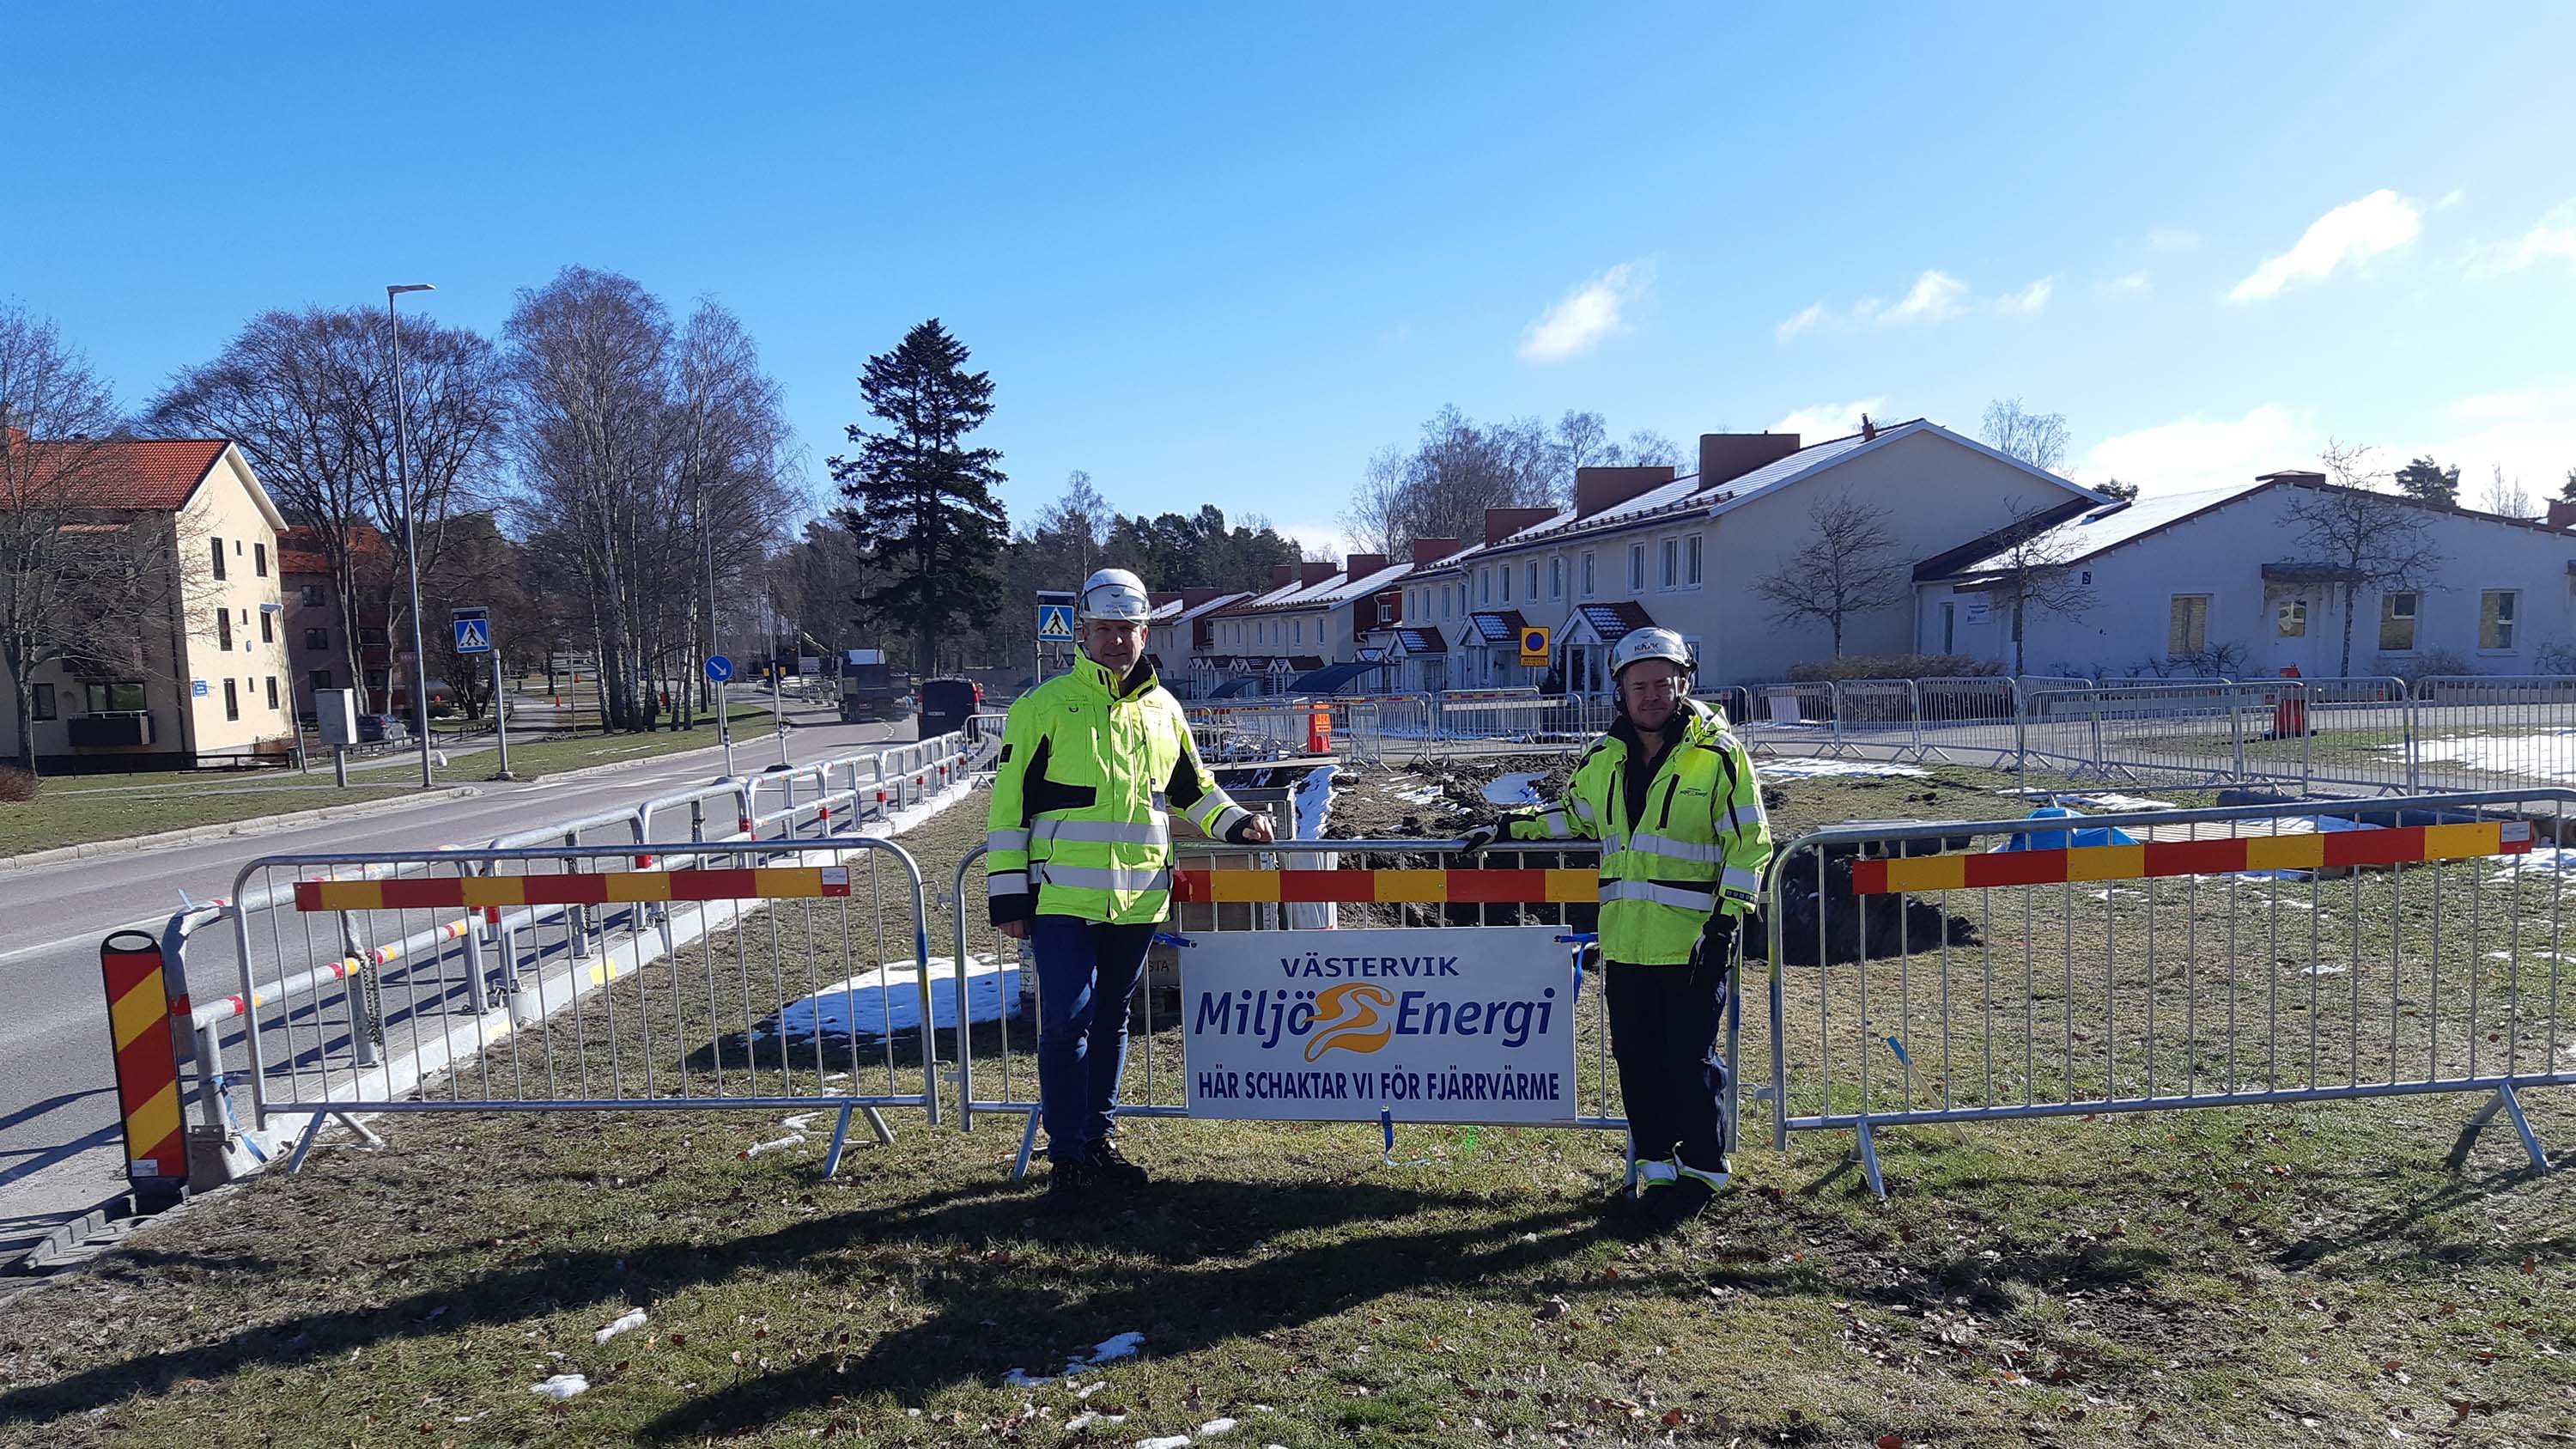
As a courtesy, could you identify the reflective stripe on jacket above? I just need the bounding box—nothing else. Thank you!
[1503,699,1770,965]
[986,654,1249,926]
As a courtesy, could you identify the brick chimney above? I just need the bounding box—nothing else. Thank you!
[1344,552,1388,581]
[1575,466,1676,518]
[1179,587,1228,606]
[2550,501,2576,532]
[1698,433,1804,486]
[1408,536,1461,566]
[1483,507,1554,546]
[2257,470,2328,486]
[1298,561,1337,588]
[1270,563,1297,589]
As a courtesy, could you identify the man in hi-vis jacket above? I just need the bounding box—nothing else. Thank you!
[1466,626,1770,1230]
[987,568,1276,1197]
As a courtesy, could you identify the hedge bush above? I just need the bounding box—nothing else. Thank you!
[1783,653,2004,683]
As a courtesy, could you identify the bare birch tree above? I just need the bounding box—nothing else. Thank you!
[2282,440,2445,676]
[1984,495,2099,675]
[1751,491,1908,657]
[0,307,207,776]
[1980,397,2070,472]
[146,307,507,699]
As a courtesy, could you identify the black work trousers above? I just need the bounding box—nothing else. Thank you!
[1603,953,1733,1173]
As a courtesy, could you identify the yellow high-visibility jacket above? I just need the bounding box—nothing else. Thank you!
[986,654,1255,926]
[1502,699,1770,965]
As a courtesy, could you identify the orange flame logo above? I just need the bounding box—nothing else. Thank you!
[1304,983,1396,1061]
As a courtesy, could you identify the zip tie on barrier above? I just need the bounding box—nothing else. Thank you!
[214,1073,270,1164]
[1380,1106,1434,1168]
[1886,1037,1911,1067]
[1151,932,1196,949]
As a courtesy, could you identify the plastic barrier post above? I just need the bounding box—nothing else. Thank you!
[100,930,189,1198]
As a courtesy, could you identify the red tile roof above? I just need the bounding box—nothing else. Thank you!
[278,523,396,575]
[0,436,229,512]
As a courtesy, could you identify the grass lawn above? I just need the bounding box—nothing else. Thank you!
[436,705,776,783]
[0,769,420,858]
[3,764,2569,1447]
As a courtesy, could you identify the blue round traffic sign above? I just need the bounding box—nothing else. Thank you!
[704,654,733,683]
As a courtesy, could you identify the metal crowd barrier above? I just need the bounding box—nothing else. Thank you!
[131,732,977,1190]
[949,836,1663,1181]
[1763,788,2571,1196]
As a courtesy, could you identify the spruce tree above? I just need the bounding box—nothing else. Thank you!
[829,320,1008,674]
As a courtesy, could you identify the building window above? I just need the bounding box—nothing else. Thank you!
[1581,551,1595,597]
[217,612,233,649]
[259,612,275,643]
[2379,592,2419,652]
[308,668,333,697]
[1480,569,1492,606]
[2481,590,2518,651]
[86,680,148,713]
[1548,557,1563,600]
[1377,599,1393,625]
[265,676,280,710]
[223,679,240,721]
[301,583,324,607]
[210,538,227,581]
[2168,594,2210,654]
[359,627,388,646]
[1527,562,1539,600]
[364,668,388,691]
[254,542,268,577]
[1499,566,1510,604]
[1660,539,1679,590]
[31,686,56,721]
[1941,602,1957,654]
[1686,533,1704,587]
[1627,543,1644,591]
[2276,600,2307,637]
[304,627,329,651]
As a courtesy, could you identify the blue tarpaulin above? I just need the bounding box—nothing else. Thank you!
[1992,805,2140,852]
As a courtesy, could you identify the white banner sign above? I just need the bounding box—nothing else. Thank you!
[1183,927,1579,1124]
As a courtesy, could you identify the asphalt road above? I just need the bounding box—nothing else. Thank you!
[0,705,914,1263]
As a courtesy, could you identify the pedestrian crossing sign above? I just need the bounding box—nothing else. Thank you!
[1037,604,1076,642]
[453,618,492,654]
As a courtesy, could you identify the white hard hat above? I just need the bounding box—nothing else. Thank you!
[1610,626,1693,680]
[1078,567,1152,623]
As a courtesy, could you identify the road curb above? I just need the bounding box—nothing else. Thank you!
[0,786,486,876]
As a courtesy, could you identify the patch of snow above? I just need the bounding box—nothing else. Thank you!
[753,956,1021,1045]
[2403,731,2576,782]
[1481,771,1545,807]
[2494,847,2576,875]
[1002,1367,1057,1389]
[1759,757,1929,779]
[1292,764,1337,840]
[2002,788,2178,813]
[742,1133,805,1160]
[529,1373,588,1400]
[594,1308,646,1343]
[1065,1409,1127,1431]
[1087,1330,1145,1363]
[1198,1417,1241,1437]
[2298,963,2350,977]
[1391,783,1445,805]
[1137,1437,1193,1449]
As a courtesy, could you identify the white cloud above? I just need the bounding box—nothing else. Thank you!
[2109,271,2150,293]
[2423,380,2576,500]
[2228,189,2422,301]
[1880,269,1968,324]
[2467,199,2576,278]
[2146,226,2200,252]
[2075,405,2319,497]
[1996,277,2054,314]
[1772,398,1887,444]
[1774,301,1826,343]
[1516,259,1654,362]
[1273,519,1361,557]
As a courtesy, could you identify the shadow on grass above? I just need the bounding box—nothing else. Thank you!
[0,1176,1677,1434]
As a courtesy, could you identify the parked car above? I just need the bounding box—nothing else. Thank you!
[356,713,410,744]
[918,678,978,740]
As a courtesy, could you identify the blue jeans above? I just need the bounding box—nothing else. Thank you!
[1030,915,1157,1164]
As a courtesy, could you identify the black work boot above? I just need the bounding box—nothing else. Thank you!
[1044,1154,1095,1208]
[1085,1136,1150,1189]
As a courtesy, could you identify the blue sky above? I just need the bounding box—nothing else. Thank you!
[8,2,2573,550]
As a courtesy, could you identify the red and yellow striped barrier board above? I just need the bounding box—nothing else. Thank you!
[100,933,185,1184]
[295,865,854,912]
[1850,819,2533,896]
[1174,867,1598,905]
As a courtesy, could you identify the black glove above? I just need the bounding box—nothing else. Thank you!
[1457,824,1501,855]
[1692,914,1742,973]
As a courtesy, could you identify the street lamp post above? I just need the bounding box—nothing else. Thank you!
[387,283,436,788]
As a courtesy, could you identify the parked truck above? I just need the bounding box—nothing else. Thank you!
[838,648,901,723]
